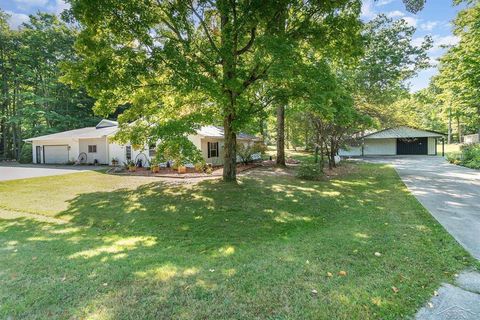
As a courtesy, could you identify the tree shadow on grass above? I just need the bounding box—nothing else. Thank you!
[0,164,473,319]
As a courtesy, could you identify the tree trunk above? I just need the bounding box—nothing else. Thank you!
[447,109,452,144]
[276,104,285,166]
[457,116,462,143]
[330,138,336,168]
[222,111,237,182]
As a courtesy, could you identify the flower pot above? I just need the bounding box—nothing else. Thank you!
[128,166,136,172]
[177,166,187,174]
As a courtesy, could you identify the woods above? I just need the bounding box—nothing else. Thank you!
[0,11,96,161]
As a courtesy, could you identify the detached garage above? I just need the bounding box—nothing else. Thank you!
[339,126,445,157]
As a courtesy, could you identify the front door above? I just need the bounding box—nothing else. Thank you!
[36,146,42,164]
[396,137,428,155]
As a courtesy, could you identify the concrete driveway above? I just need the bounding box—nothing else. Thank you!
[0,163,106,182]
[364,156,480,260]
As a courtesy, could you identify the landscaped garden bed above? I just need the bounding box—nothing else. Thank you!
[107,162,262,179]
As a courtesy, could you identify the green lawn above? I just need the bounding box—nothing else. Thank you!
[0,163,476,319]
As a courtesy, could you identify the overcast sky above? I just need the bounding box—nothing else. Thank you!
[0,0,463,93]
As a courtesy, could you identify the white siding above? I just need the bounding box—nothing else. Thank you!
[464,134,479,144]
[108,141,150,166]
[364,138,396,155]
[79,138,108,164]
[428,137,436,155]
[31,139,79,164]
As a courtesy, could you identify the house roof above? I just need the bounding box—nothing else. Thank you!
[196,126,260,140]
[362,126,445,139]
[24,120,118,142]
[25,121,260,142]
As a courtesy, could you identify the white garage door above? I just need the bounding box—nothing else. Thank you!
[44,145,69,164]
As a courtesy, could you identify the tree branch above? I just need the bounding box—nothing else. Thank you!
[236,27,256,55]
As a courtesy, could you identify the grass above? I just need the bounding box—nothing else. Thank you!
[437,143,461,156]
[0,160,476,319]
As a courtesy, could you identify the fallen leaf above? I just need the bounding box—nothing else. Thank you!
[209,269,215,272]
[428,302,434,308]
[311,289,318,295]
[338,271,347,276]
[374,252,382,257]
[391,286,399,293]
[102,283,108,286]
[327,272,333,277]
[32,256,37,260]
[433,290,438,296]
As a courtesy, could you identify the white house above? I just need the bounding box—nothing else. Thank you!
[24,119,261,165]
[339,126,446,157]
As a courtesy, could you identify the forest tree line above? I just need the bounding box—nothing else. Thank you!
[0,11,97,161]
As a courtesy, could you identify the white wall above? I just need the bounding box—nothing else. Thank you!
[108,140,150,166]
[31,139,79,164]
[79,138,108,164]
[428,137,436,155]
[364,138,396,155]
[464,134,479,144]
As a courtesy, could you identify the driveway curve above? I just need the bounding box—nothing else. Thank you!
[364,156,480,260]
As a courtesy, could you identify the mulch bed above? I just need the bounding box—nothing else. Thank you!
[107,163,262,179]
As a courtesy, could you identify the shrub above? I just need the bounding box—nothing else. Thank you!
[237,142,267,164]
[155,137,205,168]
[19,144,33,164]
[296,162,323,180]
[448,143,480,169]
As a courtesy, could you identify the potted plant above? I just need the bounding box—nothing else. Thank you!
[150,159,160,173]
[124,160,136,172]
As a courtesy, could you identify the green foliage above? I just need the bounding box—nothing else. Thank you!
[296,162,323,180]
[236,142,266,164]
[155,137,204,168]
[0,11,97,160]
[446,143,480,169]
[460,143,480,169]
[18,144,33,164]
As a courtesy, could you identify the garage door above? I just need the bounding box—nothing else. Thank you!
[43,145,69,164]
[396,137,428,155]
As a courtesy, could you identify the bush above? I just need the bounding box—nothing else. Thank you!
[296,162,323,180]
[448,143,480,169]
[237,142,267,164]
[19,144,33,164]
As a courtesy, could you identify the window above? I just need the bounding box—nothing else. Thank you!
[149,142,156,157]
[88,145,97,153]
[126,145,132,161]
[208,142,219,158]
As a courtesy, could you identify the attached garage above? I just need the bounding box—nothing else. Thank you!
[339,126,446,157]
[43,145,69,164]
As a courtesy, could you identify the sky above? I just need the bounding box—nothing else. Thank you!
[0,0,463,92]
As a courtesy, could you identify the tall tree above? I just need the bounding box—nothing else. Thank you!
[0,11,97,160]
[63,0,368,181]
